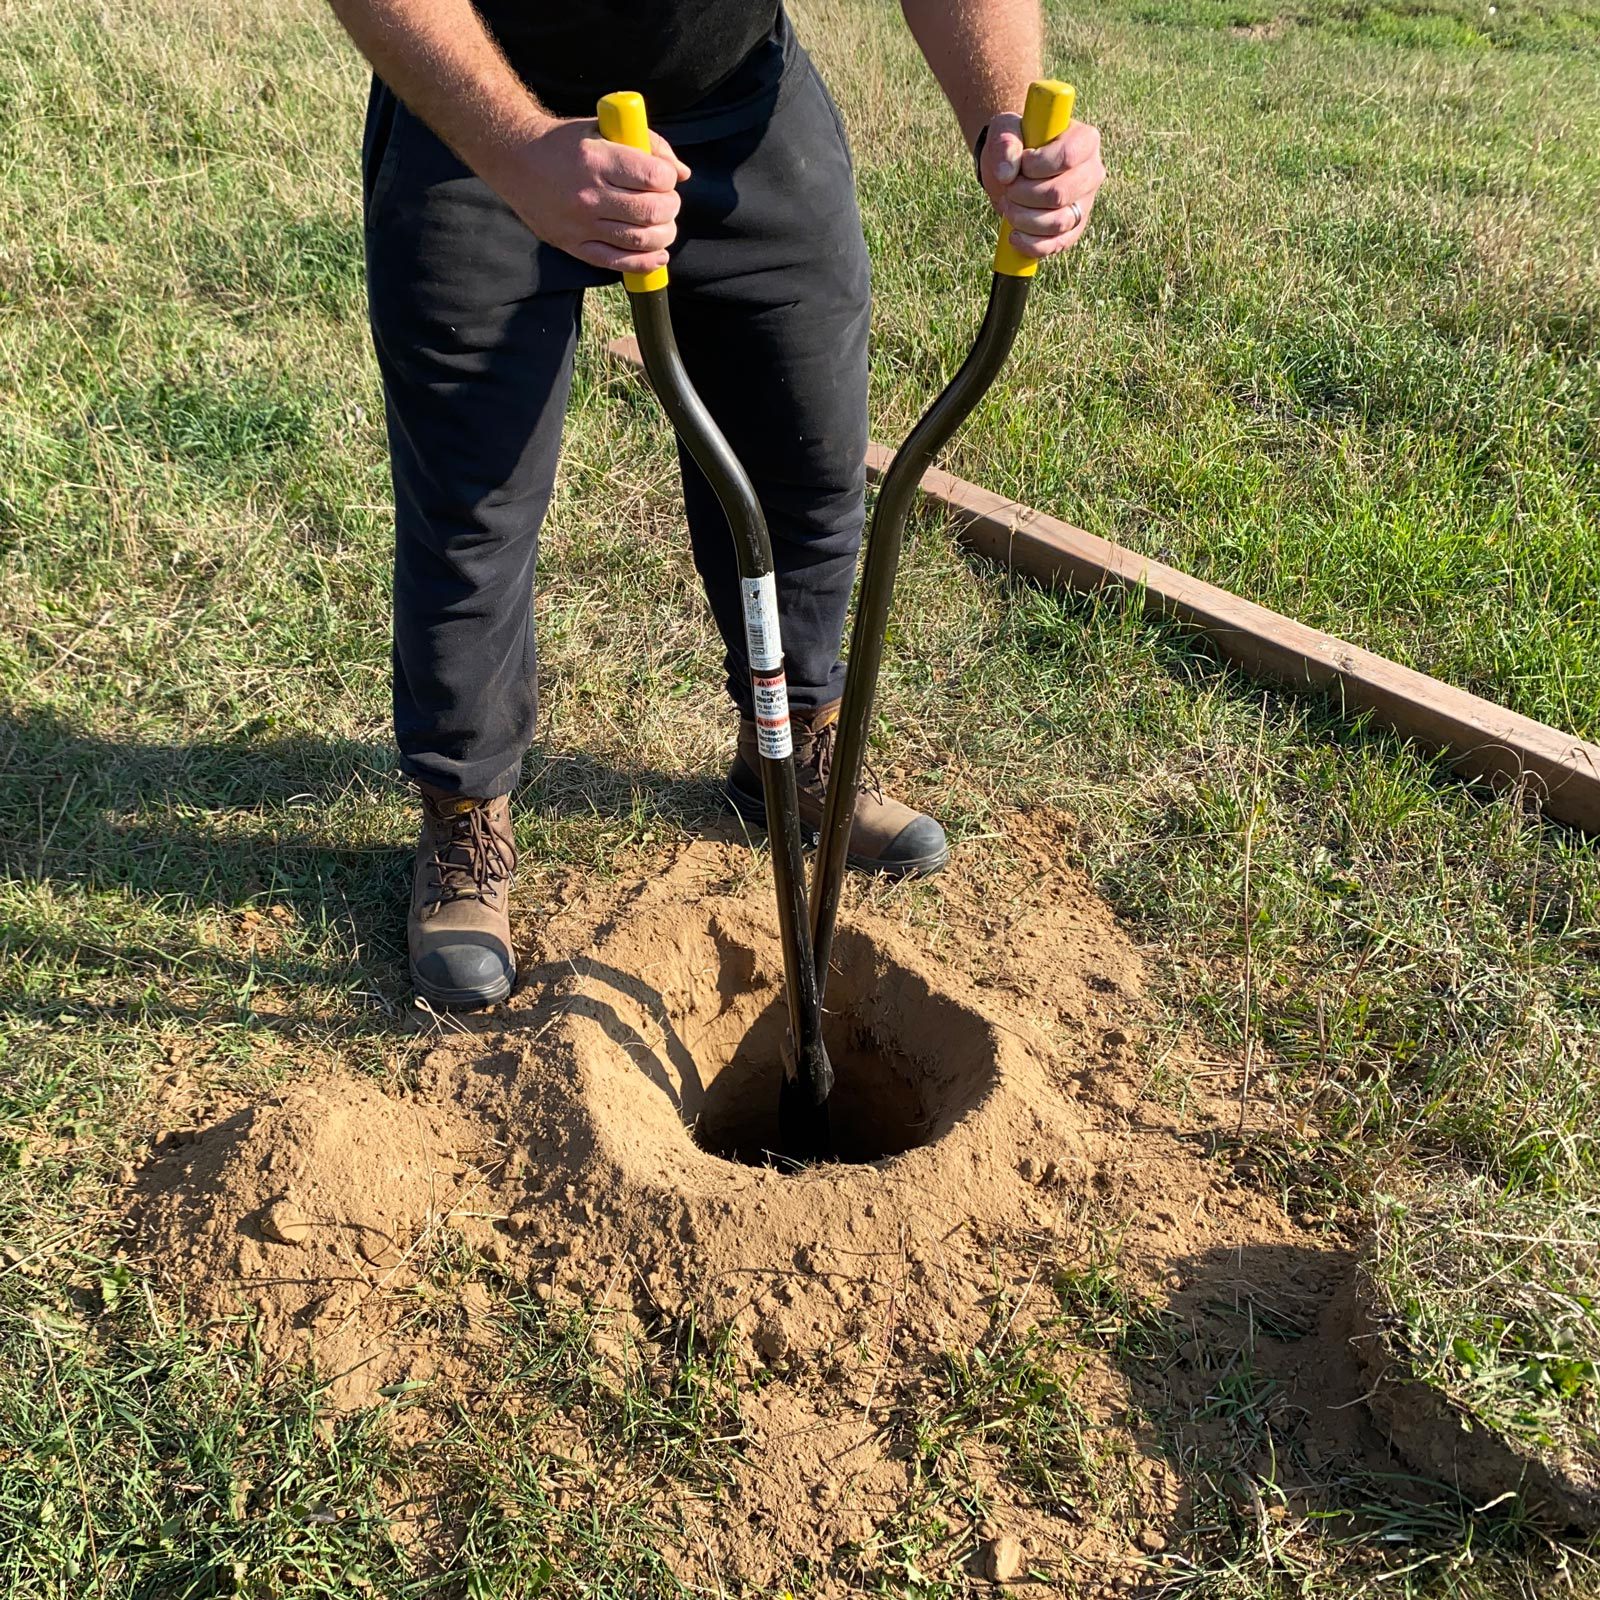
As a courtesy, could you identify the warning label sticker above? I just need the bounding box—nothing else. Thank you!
[751,667,792,760]
[740,574,783,673]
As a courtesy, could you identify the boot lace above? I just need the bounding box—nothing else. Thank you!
[811,717,836,788]
[426,804,514,906]
[807,718,882,802]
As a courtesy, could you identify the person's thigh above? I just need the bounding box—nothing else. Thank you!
[666,59,872,714]
[364,80,604,797]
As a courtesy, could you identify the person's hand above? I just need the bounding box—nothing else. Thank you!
[980,110,1104,261]
[503,117,690,274]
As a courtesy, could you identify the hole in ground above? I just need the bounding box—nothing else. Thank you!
[690,998,994,1168]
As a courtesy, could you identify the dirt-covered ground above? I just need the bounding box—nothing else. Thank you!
[129,822,1426,1591]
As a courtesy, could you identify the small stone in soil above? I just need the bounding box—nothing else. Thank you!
[983,1534,1024,1582]
[260,1200,311,1246]
[753,1314,791,1365]
[357,1230,402,1269]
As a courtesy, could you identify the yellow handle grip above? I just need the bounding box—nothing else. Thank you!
[992,79,1077,279]
[596,90,670,292]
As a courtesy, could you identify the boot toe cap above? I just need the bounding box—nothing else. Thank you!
[413,935,515,1009]
[880,815,950,877]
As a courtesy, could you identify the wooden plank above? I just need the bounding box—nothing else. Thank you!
[607,335,1600,833]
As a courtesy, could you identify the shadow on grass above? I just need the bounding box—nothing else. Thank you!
[0,705,739,1027]
[1090,1239,1576,1584]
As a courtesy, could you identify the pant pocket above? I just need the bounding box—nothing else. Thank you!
[362,76,408,226]
[808,58,855,176]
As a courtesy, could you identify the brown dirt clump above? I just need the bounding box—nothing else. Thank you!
[126,820,1384,1591]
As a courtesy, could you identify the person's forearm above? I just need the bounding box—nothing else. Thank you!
[327,0,687,277]
[325,0,550,193]
[899,0,1041,149]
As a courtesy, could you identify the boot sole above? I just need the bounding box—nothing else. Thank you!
[412,968,516,1012]
[725,781,950,881]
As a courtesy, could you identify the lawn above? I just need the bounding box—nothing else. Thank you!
[2,0,1598,1594]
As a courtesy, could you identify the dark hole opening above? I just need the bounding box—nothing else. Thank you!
[691,1011,935,1169]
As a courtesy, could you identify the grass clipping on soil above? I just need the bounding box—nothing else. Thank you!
[130,831,1367,1587]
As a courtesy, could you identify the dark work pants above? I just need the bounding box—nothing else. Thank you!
[363,55,870,799]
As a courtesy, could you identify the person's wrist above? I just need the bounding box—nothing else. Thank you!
[475,107,563,197]
[501,106,564,161]
[467,101,550,178]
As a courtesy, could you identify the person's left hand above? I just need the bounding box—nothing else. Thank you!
[979,110,1105,260]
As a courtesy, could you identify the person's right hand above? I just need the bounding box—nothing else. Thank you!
[507,118,690,274]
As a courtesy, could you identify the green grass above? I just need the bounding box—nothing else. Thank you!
[3,0,1600,1592]
[853,0,1600,738]
[1367,1181,1600,1471]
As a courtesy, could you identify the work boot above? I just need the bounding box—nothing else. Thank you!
[726,702,949,878]
[409,786,518,1010]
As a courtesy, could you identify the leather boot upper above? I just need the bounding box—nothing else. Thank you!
[728,701,948,877]
[409,788,518,1007]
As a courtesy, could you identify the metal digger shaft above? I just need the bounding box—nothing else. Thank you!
[597,90,833,1161]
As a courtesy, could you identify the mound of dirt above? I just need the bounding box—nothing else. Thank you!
[135,1077,493,1405]
[127,825,1373,1591]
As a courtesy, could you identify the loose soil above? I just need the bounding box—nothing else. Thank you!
[128,815,1408,1592]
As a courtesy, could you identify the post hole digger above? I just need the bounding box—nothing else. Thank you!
[600,80,1076,1162]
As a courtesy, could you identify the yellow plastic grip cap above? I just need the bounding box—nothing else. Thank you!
[596,90,670,292]
[992,79,1077,279]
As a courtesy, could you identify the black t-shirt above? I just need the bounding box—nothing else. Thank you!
[475,1,790,133]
